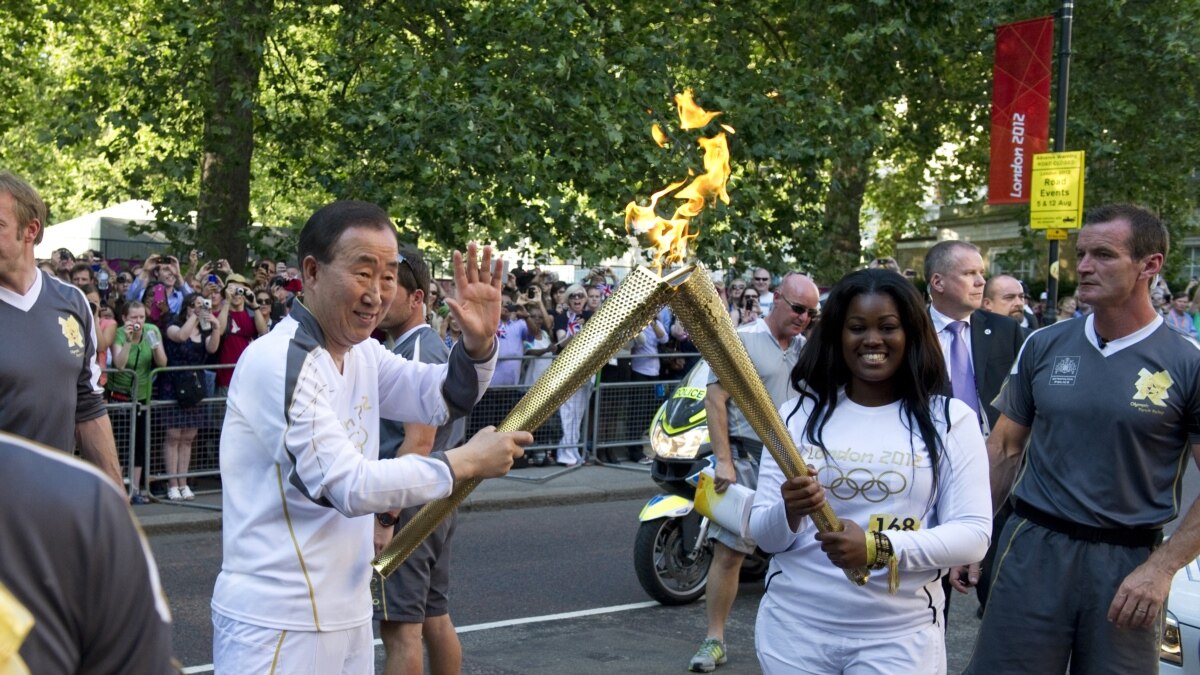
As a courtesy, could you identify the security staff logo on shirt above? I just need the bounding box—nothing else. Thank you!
[59,315,84,356]
[1133,368,1174,408]
[1050,356,1080,386]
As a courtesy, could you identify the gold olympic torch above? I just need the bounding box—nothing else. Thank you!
[669,264,871,586]
[372,265,690,577]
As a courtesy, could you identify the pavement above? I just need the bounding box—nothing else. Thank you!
[132,460,661,535]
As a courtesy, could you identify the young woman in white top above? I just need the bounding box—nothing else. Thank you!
[749,268,991,674]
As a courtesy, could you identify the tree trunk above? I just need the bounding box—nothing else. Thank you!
[195,0,273,271]
[819,154,869,280]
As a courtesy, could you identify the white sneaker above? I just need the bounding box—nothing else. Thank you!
[167,487,182,501]
[180,485,195,501]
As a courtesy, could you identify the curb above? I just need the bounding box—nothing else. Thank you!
[138,484,662,536]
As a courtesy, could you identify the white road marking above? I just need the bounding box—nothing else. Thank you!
[182,600,661,673]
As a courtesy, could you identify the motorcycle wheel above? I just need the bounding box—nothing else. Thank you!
[634,517,713,605]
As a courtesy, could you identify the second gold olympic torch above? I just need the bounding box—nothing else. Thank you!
[372,265,689,578]
[670,265,871,586]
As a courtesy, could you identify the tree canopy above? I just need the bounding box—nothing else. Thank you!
[2,0,1198,280]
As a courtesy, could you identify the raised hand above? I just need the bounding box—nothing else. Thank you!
[445,242,504,359]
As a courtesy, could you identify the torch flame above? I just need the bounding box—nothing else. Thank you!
[651,124,668,147]
[675,89,721,130]
[626,93,732,270]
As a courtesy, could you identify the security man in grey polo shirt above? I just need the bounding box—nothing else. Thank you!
[967,204,1200,673]
[688,272,819,673]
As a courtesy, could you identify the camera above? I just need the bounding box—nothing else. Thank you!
[527,287,537,299]
[235,287,249,297]
[201,298,212,310]
[207,274,220,285]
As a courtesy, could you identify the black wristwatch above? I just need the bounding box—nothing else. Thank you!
[375,512,398,527]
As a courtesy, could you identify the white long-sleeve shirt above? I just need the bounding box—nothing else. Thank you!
[750,392,991,638]
[212,302,495,632]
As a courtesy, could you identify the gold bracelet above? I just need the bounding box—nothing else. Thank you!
[865,530,878,567]
[874,532,901,594]
[869,532,889,571]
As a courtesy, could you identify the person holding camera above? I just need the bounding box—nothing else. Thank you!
[162,292,221,501]
[127,253,187,312]
[108,300,168,504]
[730,289,761,326]
[494,298,539,387]
[214,273,268,395]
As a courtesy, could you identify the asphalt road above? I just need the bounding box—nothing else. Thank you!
[154,497,988,674]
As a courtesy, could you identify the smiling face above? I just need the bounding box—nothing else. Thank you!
[157,265,177,287]
[752,268,771,293]
[302,225,398,361]
[842,292,906,406]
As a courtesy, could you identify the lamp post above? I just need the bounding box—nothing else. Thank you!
[1043,0,1073,324]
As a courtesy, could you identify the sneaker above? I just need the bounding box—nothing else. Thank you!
[130,493,151,505]
[688,638,727,673]
[167,487,182,501]
[180,485,195,501]
[637,456,654,465]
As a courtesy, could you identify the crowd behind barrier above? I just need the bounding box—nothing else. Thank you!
[101,352,697,497]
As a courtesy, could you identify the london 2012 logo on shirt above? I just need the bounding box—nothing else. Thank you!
[1132,368,1174,409]
[1050,355,1080,386]
[59,314,84,357]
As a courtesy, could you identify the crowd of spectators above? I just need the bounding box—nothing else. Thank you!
[48,241,1199,498]
[40,246,303,502]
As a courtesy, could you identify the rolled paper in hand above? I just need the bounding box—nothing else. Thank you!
[372,265,690,577]
[668,264,870,586]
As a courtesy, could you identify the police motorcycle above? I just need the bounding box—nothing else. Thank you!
[634,360,769,605]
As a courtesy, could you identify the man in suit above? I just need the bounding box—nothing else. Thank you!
[924,241,1025,613]
[925,241,1025,433]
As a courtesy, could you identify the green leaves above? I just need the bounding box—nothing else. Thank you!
[4,0,1199,282]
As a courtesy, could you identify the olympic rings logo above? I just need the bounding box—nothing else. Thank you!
[817,466,908,503]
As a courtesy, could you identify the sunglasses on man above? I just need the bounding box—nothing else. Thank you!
[777,293,820,319]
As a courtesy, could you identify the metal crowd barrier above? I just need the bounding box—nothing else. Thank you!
[102,364,234,507]
[101,350,697,499]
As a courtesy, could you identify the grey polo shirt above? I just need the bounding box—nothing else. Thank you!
[708,321,805,443]
[0,432,174,673]
[0,271,106,452]
[1000,315,1200,528]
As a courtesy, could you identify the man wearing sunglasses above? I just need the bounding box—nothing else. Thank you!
[751,267,775,314]
[690,271,819,673]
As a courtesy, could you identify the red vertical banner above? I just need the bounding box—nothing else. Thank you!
[988,16,1053,205]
